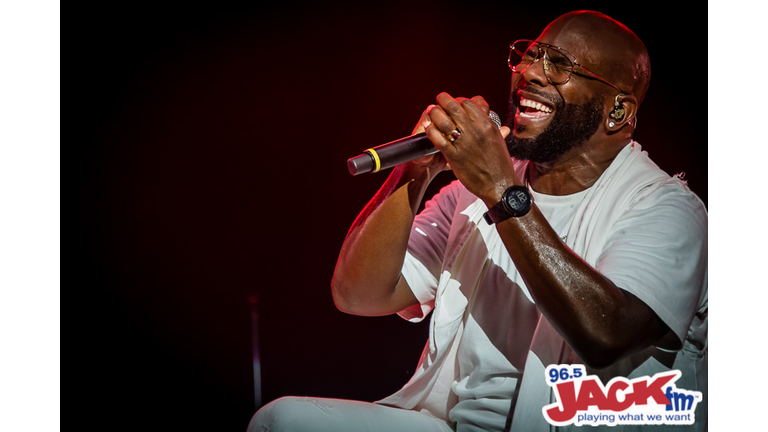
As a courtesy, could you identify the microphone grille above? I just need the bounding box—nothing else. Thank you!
[489,111,502,128]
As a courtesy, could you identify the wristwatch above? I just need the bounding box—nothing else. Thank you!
[483,185,533,224]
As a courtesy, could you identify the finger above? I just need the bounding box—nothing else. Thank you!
[455,96,472,105]
[471,95,490,115]
[459,96,497,124]
[413,104,437,135]
[436,92,470,128]
[440,93,494,130]
[456,97,487,120]
[461,98,486,121]
[500,125,511,139]
[426,104,460,138]
[424,121,454,152]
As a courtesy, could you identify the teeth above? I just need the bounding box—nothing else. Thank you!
[520,97,552,113]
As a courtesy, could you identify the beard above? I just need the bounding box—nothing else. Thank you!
[504,91,604,164]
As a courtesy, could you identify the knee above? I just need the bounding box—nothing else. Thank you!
[246,397,318,432]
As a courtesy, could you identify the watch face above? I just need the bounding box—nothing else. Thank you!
[504,187,531,215]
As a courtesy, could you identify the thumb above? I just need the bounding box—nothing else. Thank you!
[500,125,511,139]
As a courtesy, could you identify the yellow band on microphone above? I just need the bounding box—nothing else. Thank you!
[365,148,381,173]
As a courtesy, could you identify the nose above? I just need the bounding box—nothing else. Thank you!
[516,55,549,88]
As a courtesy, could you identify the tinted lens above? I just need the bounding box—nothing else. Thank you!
[542,47,573,84]
[509,40,538,70]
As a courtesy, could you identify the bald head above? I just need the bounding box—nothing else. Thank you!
[541,11,651,105]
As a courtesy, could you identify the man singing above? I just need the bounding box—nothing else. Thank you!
[248,10,707,432]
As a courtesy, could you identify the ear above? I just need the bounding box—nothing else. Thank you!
[606,94,638,132]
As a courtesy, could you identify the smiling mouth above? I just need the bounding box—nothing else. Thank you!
[517,97,553,119]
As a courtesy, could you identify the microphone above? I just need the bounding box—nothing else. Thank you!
[347,111,502,176]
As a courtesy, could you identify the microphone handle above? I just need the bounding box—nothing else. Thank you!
[347,110,502,176]
[347,133,437,176]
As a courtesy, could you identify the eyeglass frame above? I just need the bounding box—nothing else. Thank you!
[508,39,631,95]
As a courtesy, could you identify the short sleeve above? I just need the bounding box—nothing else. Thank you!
[595,182,708,345]
[397,181,462,322]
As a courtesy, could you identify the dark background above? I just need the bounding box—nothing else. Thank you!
[75,2,706,430]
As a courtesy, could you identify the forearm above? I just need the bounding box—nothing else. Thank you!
[491,202,664,368]
[421,92,667,367]
[331,163,438,316]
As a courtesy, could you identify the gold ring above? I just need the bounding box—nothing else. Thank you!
[448,128,462,143]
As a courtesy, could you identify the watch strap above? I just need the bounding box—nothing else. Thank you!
[483,185,533,224]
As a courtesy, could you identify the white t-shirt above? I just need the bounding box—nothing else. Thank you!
[376,143,708,432]
[448,187,592,429]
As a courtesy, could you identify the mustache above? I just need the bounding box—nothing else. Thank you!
[506,87,564,128]
[509,87,563,109]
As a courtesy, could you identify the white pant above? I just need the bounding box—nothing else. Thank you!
[247,396,454,432]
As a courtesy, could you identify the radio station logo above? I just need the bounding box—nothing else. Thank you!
[542,364,702,427]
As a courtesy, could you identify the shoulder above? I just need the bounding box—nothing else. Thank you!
[627,175,707,228]
[603,142,706,222]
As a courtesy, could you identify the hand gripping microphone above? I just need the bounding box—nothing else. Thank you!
[347,111,502,176]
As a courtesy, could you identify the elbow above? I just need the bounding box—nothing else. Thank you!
[330,276,354,314]
[331,275,397,317]
[575,337,643,370]
[579,350,621,370]
[331,259,364,315]
[563,323,626,369]
[572,319,665,369]
[330,274,369,315]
